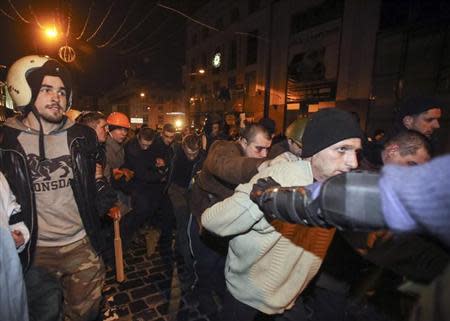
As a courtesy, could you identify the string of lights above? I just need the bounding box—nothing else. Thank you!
[0,7,17,22]
[108,4,157,48]
[8,0,30,24]
[157,3,269,42]
[119,18,169,54]
[86,1,115,42]
[28,5,44,29]
[96,0,138,48]
[76,1,94,40]
[156,3,219,32]
[65,1,72,40]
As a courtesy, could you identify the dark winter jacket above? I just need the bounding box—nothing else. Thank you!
[190,140,265,220]
[166,143,205,190]
[0,118,106,271]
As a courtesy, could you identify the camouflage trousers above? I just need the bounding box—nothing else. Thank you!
[33,237,105,321]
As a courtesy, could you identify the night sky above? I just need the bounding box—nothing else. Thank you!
[0,0,207,96]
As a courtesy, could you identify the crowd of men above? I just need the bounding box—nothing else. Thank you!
[0,54,448,321]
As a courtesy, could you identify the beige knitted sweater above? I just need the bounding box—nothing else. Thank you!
[202,155,335,314]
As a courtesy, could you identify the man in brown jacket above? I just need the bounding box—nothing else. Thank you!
[189,123,272,316]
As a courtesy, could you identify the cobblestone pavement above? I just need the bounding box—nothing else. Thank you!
[101,228,212,321]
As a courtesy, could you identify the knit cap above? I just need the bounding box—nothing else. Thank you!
[397,97,442,121]
[301,109,363,157]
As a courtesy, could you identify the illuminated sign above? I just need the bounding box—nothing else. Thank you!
[130,117,143,124]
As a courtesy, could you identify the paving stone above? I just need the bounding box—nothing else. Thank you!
[149,266,167,274]
[129,300,149,314]
[127,270,149,279]
[115,305,130,317]
[130,284,159,300]
[157,280,172,291]
[156,302,169,315]
[119,279,145,291]
[146,293,166,307]
[124,265,137,273]
[132,308,158,321]
[143,273,165,283]
[113,292,131,305]
[133,249,147,256]
[135,262,152,270]
[126,257,145,265]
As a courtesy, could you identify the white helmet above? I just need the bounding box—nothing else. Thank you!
[6,55,72,111]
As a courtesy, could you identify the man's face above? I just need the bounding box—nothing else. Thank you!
[109,127,128,144]
[383,145,430,166]
[211,123,220,136]
[162,130,176,146]
[288,139,303,157]
[242,132,272,158]
[403,108,441,137]
[94,119,108,143]
[138,136,153,150]
[34,75,67,123]
[183,145,200,161]
[310,138,361,182]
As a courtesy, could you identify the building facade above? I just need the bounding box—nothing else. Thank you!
[184,0,449,147]
[99,78,185,130]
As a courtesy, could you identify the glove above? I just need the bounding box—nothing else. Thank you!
[250,177,281,211]
[250,177,328,226]
[107,206,121,221]
[121,168,135,182]
[96,177,118,215]
[112,168,135,182]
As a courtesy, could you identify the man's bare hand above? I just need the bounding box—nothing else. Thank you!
[11,230,25,248]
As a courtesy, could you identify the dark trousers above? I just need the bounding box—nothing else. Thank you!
[189,216,227,313]
[168,184,195,287]
[221,290,311,321]
[122,187,173,244]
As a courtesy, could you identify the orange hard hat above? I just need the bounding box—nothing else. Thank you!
[107,112,131,129]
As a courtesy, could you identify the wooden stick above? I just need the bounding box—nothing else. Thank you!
[113,218,125,282]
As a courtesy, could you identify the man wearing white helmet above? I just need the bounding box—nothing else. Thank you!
[0,55,110,321]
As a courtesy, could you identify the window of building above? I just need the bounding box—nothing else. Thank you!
[379,0,450,30]
[246,30,258,66]
[245,71,256,95]
[290,0,344,34]
[191,57,197,73]
[248,0,261,14]
[230,7,240,23]
[202,27,209,39]
[228,40,237,70]
[201,53,207,69]
[213,81,221,97]
[200,84,208,95]
[228,76,236,89]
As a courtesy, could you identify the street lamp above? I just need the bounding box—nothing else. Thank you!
[140,92,145,98]
[44,27,58,39]
[189,69,206,76]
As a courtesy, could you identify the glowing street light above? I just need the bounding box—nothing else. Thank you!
[175,119,183,128]
[198,68,205,74]
[44,27,58,39]
[140,92,145,98]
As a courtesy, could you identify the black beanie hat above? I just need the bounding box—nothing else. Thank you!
[26,59,72,110]
[301,109,363,158]
[397,96,442,121]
